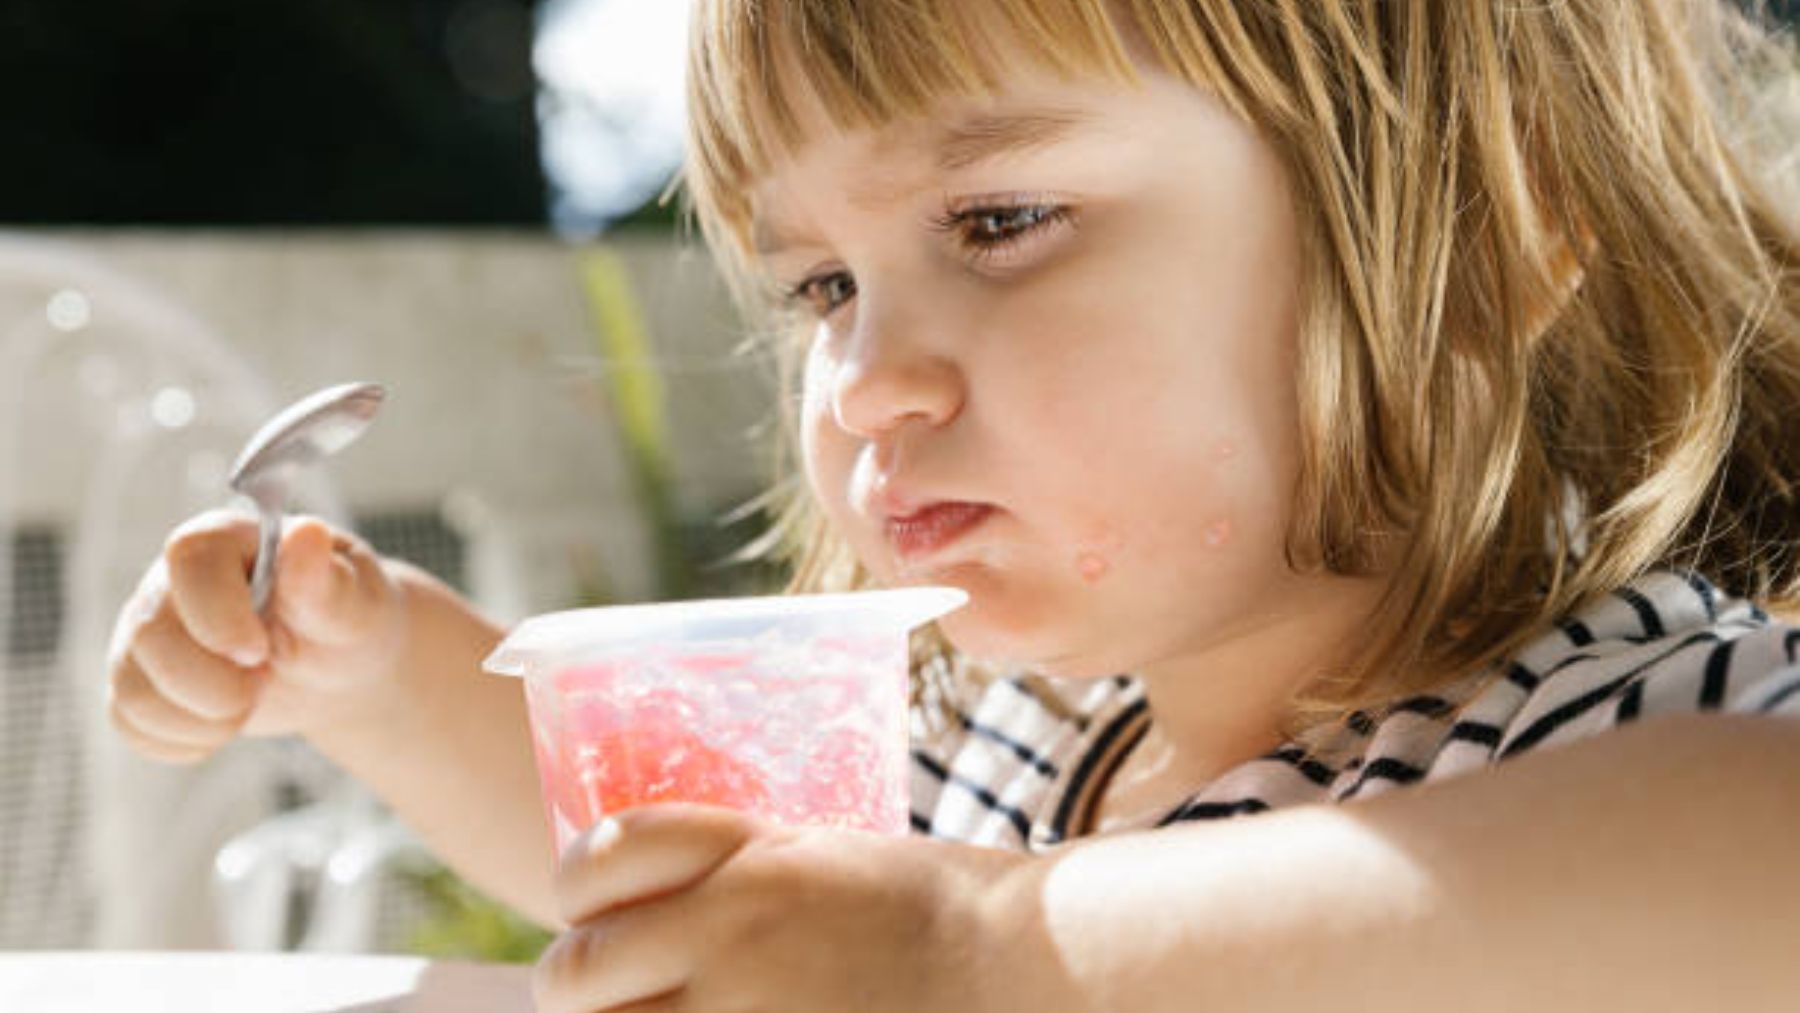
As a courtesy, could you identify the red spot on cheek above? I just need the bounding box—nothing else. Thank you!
[1203,519,1233,548]
[1076,552,1111,583]
[1074,523,1124,584]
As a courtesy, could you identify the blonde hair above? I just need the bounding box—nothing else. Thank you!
[684,0,1800,725]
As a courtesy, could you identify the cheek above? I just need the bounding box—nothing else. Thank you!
[797,341,838,490]
[797,349,879,567]
[1008,337,1298,592]
[799,387,848,513]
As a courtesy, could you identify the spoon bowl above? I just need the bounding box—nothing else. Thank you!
[229,381,386,612]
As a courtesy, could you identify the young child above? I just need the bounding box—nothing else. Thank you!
[108,0,1800,1009]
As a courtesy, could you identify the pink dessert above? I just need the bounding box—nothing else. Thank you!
[524,635,909,854]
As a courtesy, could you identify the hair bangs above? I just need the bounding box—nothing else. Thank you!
[685,0,1142,264]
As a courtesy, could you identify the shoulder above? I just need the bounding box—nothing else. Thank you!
[1335,571,1799,802]
[1482,571,1798,755]
[1092,572,1796,827]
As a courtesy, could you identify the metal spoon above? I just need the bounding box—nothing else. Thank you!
[227,381,387,613]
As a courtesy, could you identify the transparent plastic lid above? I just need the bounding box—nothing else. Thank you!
[483,587,968,679]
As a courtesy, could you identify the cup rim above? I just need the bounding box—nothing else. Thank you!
[483,586,968,678]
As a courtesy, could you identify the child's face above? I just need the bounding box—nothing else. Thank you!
[754,65,1324,679]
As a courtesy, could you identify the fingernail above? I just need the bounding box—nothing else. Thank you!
[585,817,621,855]
[233,647,265,668]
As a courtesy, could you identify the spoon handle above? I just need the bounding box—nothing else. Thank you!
[249,508,281,614]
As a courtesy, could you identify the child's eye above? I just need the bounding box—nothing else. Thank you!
[780,269,858,318]
[772,199,1070,318]
[933,200,1075,266]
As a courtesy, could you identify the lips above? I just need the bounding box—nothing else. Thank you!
[886,501,994,561]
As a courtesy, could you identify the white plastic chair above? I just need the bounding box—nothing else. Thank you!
[212,779,435,953]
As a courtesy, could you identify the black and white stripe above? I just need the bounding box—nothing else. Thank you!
[910,570,1800,851]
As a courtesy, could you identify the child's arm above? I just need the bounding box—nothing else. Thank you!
[985,712,1800,1011]
[107,512,556,923]
[530,713,1798,1012]
[302,561,557,924]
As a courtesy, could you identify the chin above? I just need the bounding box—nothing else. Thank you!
[933,594,1125,682]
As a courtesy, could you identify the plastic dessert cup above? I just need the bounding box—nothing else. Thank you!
[483,587,967,856]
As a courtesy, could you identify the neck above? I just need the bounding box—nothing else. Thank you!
[1112,571,1391,809]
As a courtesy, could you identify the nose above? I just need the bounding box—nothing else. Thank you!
[825,306,964,439]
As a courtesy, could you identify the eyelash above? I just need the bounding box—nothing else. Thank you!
[779,200,1075,318]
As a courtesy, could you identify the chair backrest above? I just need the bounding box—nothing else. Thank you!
[0,236,331,948]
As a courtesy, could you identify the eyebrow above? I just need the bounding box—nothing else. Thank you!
[754,105,1097,255]
[933,106,1096,171]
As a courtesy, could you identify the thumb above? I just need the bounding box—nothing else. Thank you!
[271,518,388,648]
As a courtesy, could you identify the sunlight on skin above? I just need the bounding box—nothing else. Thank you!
[1037,806,1440,1003]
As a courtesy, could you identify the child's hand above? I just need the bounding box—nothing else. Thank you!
[534,805,1037,1013]
[105,510,409,763]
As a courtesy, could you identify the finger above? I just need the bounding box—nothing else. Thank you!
[108,557,168,671]
[163,511,270,667]
[132,600,259,721]
[108,687,217,765]
[109,655,246,749]
[555,805,759,926]
[533,905,695,1013]
[272,518,390,648]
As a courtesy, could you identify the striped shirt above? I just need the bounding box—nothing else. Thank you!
[908,570,1800,851]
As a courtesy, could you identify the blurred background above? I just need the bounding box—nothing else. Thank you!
[2,0,1796,969]
[0,0,777,961]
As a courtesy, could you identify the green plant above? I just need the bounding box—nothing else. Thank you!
[401,863,555,963]
[574,244,785,604]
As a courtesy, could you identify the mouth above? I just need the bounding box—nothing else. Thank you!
[885,501,995,563]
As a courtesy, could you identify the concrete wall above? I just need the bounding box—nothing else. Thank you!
[1,228,774,615]
[0,228,776,949]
